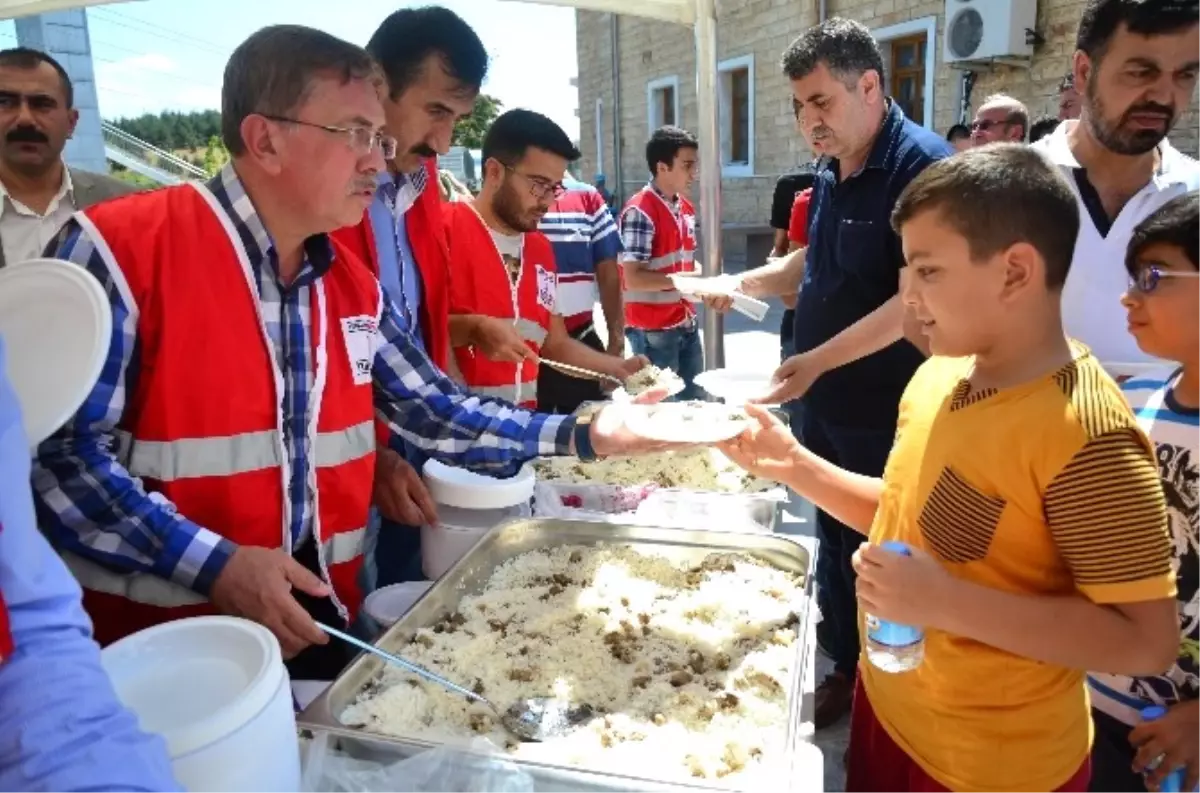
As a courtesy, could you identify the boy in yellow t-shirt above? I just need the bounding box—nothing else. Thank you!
[720,145,1178,792]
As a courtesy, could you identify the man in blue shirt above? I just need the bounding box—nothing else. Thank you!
[0,337,178,791]
[730,19,951,727]
[357,7,489,590]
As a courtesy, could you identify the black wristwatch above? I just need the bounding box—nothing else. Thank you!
[573,416,600,462]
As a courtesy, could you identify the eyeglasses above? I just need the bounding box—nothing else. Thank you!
[969,118,1016,133]
[1128,264,1200,294]
[501,164,565,201]
[261,115,397,160]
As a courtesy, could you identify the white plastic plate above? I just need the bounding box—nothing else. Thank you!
[694,368,777,405]
[0,258,111,447]
[623,402,753,443]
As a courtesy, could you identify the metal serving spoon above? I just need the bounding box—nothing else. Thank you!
[536,357,626,388]
[316,622,594,742]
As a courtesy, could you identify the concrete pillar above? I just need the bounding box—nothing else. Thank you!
[16,10,108,174]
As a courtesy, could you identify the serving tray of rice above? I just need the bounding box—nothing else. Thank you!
[298,518,816,791]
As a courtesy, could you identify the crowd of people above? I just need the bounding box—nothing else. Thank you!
[0,0,1194,791]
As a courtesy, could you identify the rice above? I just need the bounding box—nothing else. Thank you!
[530,447,774,493]
[341,544,806,785]
[624,365,684,396]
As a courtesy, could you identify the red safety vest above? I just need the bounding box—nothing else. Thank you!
[65,183,379,647]
[330,158,451,372]
[621,186,697,330]
[445,201,557,408]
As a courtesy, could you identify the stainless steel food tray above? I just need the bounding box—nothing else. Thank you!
[298,518,817,791]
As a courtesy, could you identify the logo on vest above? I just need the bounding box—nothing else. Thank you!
[341,315,379,386]
[684,215,697,241]
[535,265,557,311]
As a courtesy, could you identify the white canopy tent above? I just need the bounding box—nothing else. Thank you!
[0,0,728,367]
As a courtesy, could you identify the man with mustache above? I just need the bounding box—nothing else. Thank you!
[32,27,672,680]
[0,48,131,268]
[330,6,485,592]
[726,19,952,728]
[445,109,647,407]
[1033,0,1198,368]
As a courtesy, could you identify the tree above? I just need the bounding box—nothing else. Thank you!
[201,135,227,176]
[451,94,502,149]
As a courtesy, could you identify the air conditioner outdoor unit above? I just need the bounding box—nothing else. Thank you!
[943,0,1038,64]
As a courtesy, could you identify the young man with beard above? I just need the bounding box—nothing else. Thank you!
[1033,0,1199,369]
[330,7,486,590]
[446,109,647,407]
[0,48,132,267]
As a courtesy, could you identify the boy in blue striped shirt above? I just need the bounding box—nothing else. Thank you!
[1090,191,1199,792]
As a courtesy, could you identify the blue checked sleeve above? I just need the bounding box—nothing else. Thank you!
[31,220,235,595]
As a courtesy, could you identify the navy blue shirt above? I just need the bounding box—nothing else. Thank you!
[794,101,953,429]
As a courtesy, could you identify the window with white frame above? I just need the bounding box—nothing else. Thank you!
[718,55,754,177]
[646,75,679,133]
[873,17,937,129]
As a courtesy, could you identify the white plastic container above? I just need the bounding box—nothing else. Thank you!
[363,580,435,629]
[421,502,531,580]
[101,616,301,792]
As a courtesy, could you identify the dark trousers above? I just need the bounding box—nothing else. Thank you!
[375,518,426,588]
[284,539,354,681]
[1089,710,1147,792]
[537,325,606,414]
[802,410,895,678]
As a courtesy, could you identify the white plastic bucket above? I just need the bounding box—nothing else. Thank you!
[101,616,301,792]
[363,580,434,628]
[421,503,530,580]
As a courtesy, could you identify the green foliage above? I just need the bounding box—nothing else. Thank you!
[451,94,502,149]
[109,109,221,152]
[201,135,228,176]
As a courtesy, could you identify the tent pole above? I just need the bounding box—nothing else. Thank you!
[693,0,723,370]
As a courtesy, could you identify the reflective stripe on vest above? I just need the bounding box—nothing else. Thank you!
[624,288,685,304]
[647,249,687,271]
[472,379,538,403]
[515,317,547,347]
[115,420,375,482]
[61,525,367,608]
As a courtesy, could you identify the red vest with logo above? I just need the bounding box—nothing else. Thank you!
[621,187,697,330]
[69,183,379,647]
[444,201,556,408]
[331,158,450,371]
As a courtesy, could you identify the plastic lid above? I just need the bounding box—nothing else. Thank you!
[1141,705,1168,721]
[880,540,913,556]
[423,459,535,509]
[436,503,528,530]
[0,258,112,447]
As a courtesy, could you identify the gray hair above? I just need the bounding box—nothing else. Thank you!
[221,25,380,157]
[780,18,885,87]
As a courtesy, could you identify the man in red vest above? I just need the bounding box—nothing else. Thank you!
[619,126,706,401]
[447,109,647,407]
[32,25,678,680]
[329,7,487,591]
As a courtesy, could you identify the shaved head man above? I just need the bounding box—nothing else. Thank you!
[970,93,1029,145]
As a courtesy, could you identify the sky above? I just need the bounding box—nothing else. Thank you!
[0,0,581,139]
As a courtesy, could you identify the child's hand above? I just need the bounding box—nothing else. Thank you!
[852,543,956,628]
[1130,700,1198,791]
[716,404,803,481]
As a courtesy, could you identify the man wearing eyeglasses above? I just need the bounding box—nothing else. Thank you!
[445,109,648,407]
[969,94,1029,145]
[1032,0,1198,371]
[32,28,673,681]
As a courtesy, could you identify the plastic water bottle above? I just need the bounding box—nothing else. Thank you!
[1140,706,1188,793]
[864,541,925,673]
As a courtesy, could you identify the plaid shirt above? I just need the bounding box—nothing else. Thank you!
[617,183,697,264]
[32,165,573,596]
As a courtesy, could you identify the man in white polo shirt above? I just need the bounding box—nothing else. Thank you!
[1033,0,1198,368]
